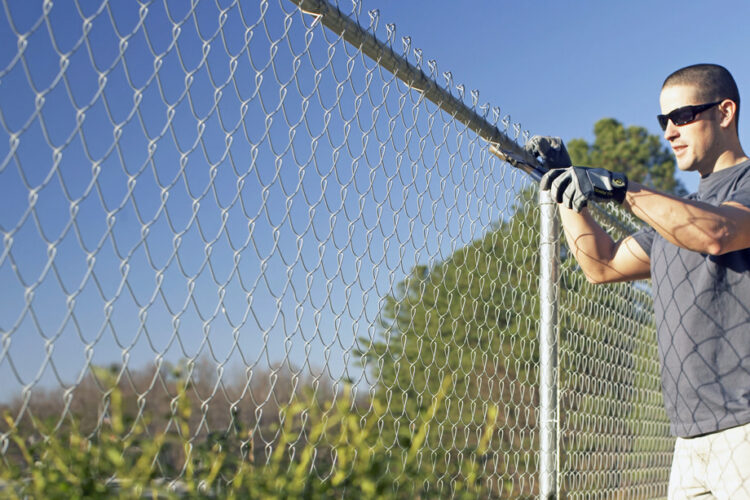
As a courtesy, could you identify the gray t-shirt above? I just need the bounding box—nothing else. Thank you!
[632,159,750,438]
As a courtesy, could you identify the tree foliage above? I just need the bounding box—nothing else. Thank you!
[360,190,541,497]
[359,117,677,496]
[567,118,687,196]
[1,369,497,499]
[0,119,675,498]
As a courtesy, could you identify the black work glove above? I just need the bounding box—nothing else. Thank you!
[524,136,572,169]
[540,166,628,212]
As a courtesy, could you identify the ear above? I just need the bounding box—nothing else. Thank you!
[718,99,738,129]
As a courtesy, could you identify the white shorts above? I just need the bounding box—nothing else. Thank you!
[668,421,750,499]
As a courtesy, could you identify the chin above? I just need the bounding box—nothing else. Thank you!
[675,157,700,172]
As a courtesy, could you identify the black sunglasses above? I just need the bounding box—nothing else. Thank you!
[657,101,723,131]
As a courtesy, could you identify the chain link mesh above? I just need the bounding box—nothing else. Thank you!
[558,206,674,498]
[0,0,673,496]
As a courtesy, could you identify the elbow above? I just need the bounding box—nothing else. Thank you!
[584,275,602,285]
[581,267,611,285]
[584,273,608,285]
[674,227,726,255]
[579,259,636,284]
[693,219,735,255]
[700,228,731,256]
[704,241,724,256]
[704,239,737,256]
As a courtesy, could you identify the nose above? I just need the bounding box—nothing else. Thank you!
[663,119,679,142]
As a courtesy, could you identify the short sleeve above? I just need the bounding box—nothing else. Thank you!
[631,225,656,257]
[727,168,750,208]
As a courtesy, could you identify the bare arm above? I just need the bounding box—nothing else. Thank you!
[510,135,750,283]
[625,181,750,256]
[558,206,651,284]
[558,180,750,284]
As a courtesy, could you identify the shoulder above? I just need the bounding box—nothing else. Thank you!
[724,160,750,206]
[727,159,750,183]
[698,160,750,205]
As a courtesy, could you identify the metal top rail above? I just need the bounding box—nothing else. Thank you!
[290,0,544,180]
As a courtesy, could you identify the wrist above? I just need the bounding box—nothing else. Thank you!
[611,172,628,204]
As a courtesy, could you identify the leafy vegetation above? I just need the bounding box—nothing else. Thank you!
[355,119,675,497]
[1,371,497,499]
[568,117,686,195]
[0,118,674,498]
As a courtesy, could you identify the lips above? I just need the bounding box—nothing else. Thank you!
[672,144,687,155]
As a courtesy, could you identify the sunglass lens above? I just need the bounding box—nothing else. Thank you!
[657,115,668,130]
[671,108,696,127]
[657,108,699,130]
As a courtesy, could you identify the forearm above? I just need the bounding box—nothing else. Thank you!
[558,207,646,283]
[624,182,742,255]
[559,207,615,264]
[553,178,748,283]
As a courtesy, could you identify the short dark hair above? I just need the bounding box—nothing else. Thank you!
[662,63,740,131]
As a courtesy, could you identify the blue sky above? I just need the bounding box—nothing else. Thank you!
[3,0,750,403]
[359,1,750,194]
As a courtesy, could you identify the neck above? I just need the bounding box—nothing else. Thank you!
[712,147,749,174]
[702,133,749,175]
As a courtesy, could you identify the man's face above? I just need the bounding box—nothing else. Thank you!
[659,84,722,175]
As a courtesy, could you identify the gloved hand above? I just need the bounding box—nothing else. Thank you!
[540,166,628,212]
[524,136,572,169]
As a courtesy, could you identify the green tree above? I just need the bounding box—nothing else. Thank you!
[360,189,541,498]
[360,118,678,497]
[567,117,687,196]
[558,118,675,495]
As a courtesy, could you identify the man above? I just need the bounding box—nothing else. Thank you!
[526,64,750,499]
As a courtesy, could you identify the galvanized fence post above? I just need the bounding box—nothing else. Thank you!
[539,188,561,499]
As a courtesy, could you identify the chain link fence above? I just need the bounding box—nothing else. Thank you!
[558,206,674,498]
[0,0,673,496]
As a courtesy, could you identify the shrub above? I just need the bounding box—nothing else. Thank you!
[1,374,498,499]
